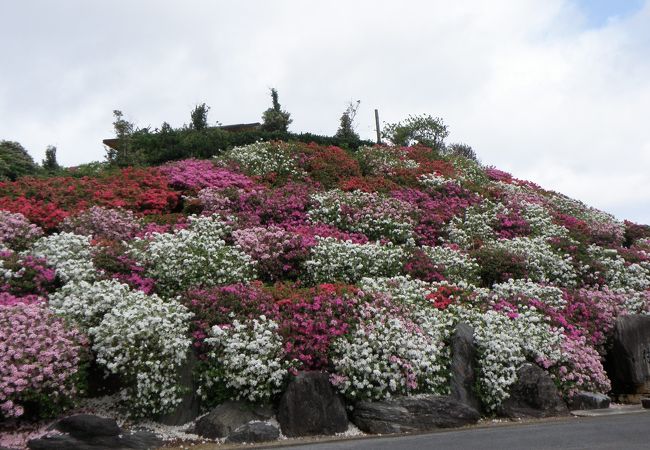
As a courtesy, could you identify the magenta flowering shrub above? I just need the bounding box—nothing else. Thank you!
[1,250,57,297]
[0,303,87,418]
[161,158,258,192]
[0,293,44,306]
[233,226,309,281]
[0,211,43,250]
[61,206,142,241]
[256,182,314,226]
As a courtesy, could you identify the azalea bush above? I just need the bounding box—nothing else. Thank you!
[0,302,87,419]
[61,206,141,241]
[201,316,293,404]
[30,232,95,283]
[0,211,43,250]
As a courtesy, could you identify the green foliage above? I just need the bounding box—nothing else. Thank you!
[106,110,142,167]
[190,103,210,131]
[446,142,479,163]
[261,88,292,132]
[382,114,449,150]
[42,145,61,172]
[0,140,40,180]
[335,100,361,143]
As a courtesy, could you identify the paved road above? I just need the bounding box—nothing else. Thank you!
[275,412,650,450]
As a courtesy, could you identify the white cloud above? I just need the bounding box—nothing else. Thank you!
[0,0,648,223]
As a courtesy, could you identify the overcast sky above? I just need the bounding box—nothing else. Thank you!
[1,0,649,224]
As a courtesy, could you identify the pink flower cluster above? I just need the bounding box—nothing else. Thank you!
[0,303,87,418]
[1,250,57,297]
[62,206,142,241]
[233,226,309,281]
[161,159,258,192]
[0,211,43,250]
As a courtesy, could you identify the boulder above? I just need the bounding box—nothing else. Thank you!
[278,371,348,437]
[568,391,610,410]
[225,421,280,443]
[27,430,161,450]
[194,401,273,439]
[449,322,480,411]
[606,315,650,395]
[498,363,569,419]
[157,351,201,425]
[352,395,480,434]
[54,414,120,439]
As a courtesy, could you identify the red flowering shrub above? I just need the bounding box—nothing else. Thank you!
[292,143,361,189]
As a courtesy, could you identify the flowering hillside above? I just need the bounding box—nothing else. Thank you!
[1,141,650,423]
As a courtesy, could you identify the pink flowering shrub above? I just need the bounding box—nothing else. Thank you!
[271,283,362,370]
[0,211,43,250]
[544,333,611,399]
[61,206,142,241]
[161,158,258,192]
[485,167,513,183]
[233,226,309,281]
[0,293,44,307]
[0,303,87,419]
[0,250,57,297]
[92,242,155,294]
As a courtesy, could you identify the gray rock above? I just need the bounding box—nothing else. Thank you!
[225,421,280,443]
[449,322,480,411]
[606,315,650,395]
[157,351,201,425]
[352,395,480,434]
[278,371,348,437]
[194,401,273,439]
[54,414,120,439]
[498,363,569,419]
[27,431,160,450]
[568,391,610,410]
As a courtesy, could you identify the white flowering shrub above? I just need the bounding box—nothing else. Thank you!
[330,303,449,401]
[308,189,416,243]
[359,276,433,310]
[202,316,292,403]
[486,237,577,286]
[89,293,192,417]
[450,157,489,186]
[49,279,132,330]
[585,245,650,290]
[30,232,95,283]
[447,305,562,411]
[446,201,507,249]
[418,172,458,190]
[305,237,406,284]
[131,215,254,295]
[220,141,304,178]
[489,279,567,309]
[356,145,419,175]
[421,245,480,284]
[519,202,569,240]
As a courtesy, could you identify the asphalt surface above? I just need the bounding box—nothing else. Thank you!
[274,412,650,450]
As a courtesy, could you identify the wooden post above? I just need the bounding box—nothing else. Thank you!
[374,109,381,144]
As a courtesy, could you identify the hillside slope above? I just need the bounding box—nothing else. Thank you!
[1,141,649,424]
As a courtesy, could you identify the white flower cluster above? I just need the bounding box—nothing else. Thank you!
[489,279,567,309]
[418,172,458,190]
[220,141,305,178]
[89,291,192,417]
[305,237,406,284]
[30,232,95,283]
[131,215,253,295]
[619,289,650,315]
[203,316,291,402]
[519,202,570,240]
[450,157,489,186]
[355,145,419,175]
[446,201,507,249]
[49,279,132,330]
[585,245,650,290]
[308,189,416,243]
[488,237,577,286]
[421,245,480,284]
[330,304,448,401]
[448,305,562,411]
[359,276,433,310]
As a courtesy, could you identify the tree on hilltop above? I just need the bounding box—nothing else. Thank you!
[261,88,292,132]
[382,114,449,150]
[42,145,61,172]
[0,140,39,180]
[335,100,361,142]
